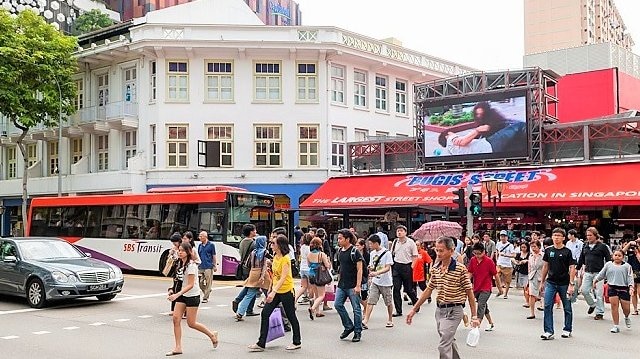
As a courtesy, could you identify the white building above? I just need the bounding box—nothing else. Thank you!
[0,0,474,235]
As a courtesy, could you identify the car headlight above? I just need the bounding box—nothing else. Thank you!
[111,266,123,280]
[52,271,69,283]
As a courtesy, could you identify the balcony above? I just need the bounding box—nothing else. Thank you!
[70,101,139,134]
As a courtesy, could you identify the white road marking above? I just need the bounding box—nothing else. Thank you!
[32,331,50,335]
[114,319,130,322]
[115,293,136,297]
[63,327,80,330]
[89,322,106,326]
[137,315,153,318]
[1,336,19,340]
[159,312,172,316]
[215,305,227,307]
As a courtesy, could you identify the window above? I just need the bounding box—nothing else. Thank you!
[375,75,388,111]
[124,130,137,168]
[375,131,389,137]
[254,125,281,167]
[97,73,109,107]
[123,67,137,103]
[331,65,345,104]
[354,70,367,107]
[298,125,319,166]
[167,125,188,167]
[354,129,368,142]
[27,143,37,167]
[71,138,82,164]
[7,146,17,179]
[254,62,281,101]
[150,125,156,168]
[48,141,58,176]
[167,61,188,101]
[205,61,233,101]
[396,80,407,115]
[331,127,346,169]
[206,125,233,167]
[74,79,83,110]
[296,63,317,102]
[150,61,157,102]
[97,135,108,172]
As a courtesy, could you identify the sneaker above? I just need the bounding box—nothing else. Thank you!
[540,332,554,340]
[625,316,631,329]
[503,295,508,299]
[561,330,572,338]
[587,306,595,315]
[610,326,620,333]
[202,299,208,303]
[351,333,361,342]
[340,328,354,340]
[484,323,494,332]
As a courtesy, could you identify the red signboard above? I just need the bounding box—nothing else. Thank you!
[300,163,640,209]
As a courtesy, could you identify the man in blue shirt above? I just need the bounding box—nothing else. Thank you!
[198,230,217,303]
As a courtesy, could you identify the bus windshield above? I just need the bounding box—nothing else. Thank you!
[227,193,274,247]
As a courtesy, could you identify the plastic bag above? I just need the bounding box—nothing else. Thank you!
[266,308,285,343]
[466,327,480,347]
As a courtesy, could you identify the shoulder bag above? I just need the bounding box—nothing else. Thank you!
[314,253,333,286]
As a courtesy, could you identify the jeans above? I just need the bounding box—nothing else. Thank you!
[543,282,572,334]
[257,291,300,348]
[486,121,526,153]
[581,272,605,315]
[237,288,260,316]
[335,287,363,334]
[234,287,257,313]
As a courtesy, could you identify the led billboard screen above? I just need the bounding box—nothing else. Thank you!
[422,91,529,162]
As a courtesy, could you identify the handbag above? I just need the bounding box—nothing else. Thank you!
[266,308,285,343]
[162,256,175,277]
[314,254,333,286]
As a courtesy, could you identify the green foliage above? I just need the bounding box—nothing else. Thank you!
[429,111,474,126]
[0,9,78,129]
[72,9,113,35]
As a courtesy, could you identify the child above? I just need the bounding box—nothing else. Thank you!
[593,250,635,333]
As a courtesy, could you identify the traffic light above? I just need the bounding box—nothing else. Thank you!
[469,192,483,217]
[452,188,465,217]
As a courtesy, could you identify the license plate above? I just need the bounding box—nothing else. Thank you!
[88,284,108,291]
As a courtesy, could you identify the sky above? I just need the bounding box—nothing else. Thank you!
[294,0,640,71]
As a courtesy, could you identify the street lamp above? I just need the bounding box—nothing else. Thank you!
[52,76,63,197]
[481,178,508,239]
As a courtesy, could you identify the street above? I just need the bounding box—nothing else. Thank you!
[0,275,637,359]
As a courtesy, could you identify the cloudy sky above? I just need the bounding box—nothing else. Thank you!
[295,0,640,71]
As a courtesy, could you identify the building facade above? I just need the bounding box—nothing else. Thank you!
[524,0,634,55]
[0,0,473,236]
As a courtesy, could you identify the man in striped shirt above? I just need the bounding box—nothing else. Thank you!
[406,236,479,359]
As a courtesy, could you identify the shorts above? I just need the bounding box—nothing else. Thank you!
[175,295,200,307]
[300,269,310,279]
[608,285,631,302]
[367,283,393,306]
[498,266,513,282]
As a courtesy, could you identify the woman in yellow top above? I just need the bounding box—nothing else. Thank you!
[248,234,301,352]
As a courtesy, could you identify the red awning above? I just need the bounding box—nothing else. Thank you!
[300,163,640,209]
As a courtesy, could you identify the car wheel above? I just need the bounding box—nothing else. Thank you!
[96,293,117,301]
[27,278,47,308]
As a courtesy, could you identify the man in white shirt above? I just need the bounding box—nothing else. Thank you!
[363,234,395,328]
[495,230,516,299]
[565,229,584,303]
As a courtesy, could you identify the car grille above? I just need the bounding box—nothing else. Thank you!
[78,271,110,283]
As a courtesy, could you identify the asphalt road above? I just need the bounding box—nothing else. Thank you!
[0,275,637,359]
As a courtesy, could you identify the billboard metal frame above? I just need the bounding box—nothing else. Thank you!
[414,68,559,170]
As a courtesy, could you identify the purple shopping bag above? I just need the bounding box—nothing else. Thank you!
[266,308,285,343]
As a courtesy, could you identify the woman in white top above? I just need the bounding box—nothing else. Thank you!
[166,242,218,356]
[294,233,313,305]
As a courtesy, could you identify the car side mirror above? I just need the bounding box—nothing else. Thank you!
[3,255,18,263]
[85,253,92,258]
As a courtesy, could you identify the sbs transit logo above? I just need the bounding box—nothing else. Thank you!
[393,169,557,188]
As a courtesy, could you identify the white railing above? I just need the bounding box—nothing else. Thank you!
[71,101,139,125]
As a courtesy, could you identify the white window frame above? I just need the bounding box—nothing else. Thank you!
[123,130,137,168]
[375,131,389,137]
[97,135,109,172]
[74,78,84,110]
[331,127,346,169]
[48,141,59,176]
[205,60,234,102]
[7,146,17,179]
[26,143,37,168]
[354,69,367,108]
[354,129,368,142]
[205,125,234,167]
[167,125,188,168]
[97,73,109,107]
[298,125,319,167]
[166,60,189,102]
[253,61,282,102]
[71,138,82,165]
[330,64,345,104]
[375,75,388,111]
[150,61,157,102]
[296,62,318,102]
[254,125,282,167]
[150,125,156,168]
[395,80,408,115]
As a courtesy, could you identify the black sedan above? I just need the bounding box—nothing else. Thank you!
[0,237,125,308]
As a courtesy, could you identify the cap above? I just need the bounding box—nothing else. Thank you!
[499,230,508,236]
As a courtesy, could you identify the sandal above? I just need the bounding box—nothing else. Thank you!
[286,344,301,350]
[308,308,314,321]
[234,314,244,322]
[315,312,325,318]
[165,351,183,356]
[248,344,264,352]
[211,331,219,348]
[522,304,530,308]
[386,322,394,328]
[362,323,368,330]
[632,310,639,316]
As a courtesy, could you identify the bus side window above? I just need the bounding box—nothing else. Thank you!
[86,206,104,238]
[30,208,49,236]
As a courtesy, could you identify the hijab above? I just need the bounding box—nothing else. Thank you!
[254,235,267,261]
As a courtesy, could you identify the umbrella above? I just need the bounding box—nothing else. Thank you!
[411,220,463,242]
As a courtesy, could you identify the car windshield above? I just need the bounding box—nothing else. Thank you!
[18,241,85,260]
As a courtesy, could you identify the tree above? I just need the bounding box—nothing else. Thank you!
[72,9,113,35]
[0,10,77,234]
